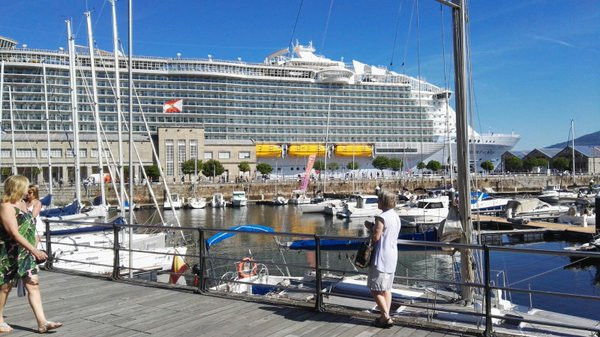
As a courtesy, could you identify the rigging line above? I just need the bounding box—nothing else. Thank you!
[320,0,335,52]
[93,0,109,30]
[508,256,590,287]
[439,4,452,179]
[415,0,424,165]
[389,0,404,70]
[400,0,416,74]
[288,0,305,52]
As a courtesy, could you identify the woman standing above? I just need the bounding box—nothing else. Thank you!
[366,190,401,328]
[0,175,62,333]
[24,185,43,246]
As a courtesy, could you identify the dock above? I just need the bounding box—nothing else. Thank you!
[4,270,480,336]
[475,215,597,235]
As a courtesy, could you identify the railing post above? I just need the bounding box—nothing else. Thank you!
[483,244,493,336]
[44,219,53,269]
[314,235,323,312]
[198,229,206,292]
[111,222,121,279]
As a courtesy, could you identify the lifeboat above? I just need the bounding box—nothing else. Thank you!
[334,144,373,157]
[256,144,282,158]
[287,144,326,157]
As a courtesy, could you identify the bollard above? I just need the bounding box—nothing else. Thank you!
[595,192,599,233]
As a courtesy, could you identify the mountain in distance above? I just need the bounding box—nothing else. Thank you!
[548,130,600,148]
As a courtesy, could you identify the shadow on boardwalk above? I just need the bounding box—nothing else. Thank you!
[3,270,481,336]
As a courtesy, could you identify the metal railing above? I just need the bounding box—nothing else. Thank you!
[41,218,600,336]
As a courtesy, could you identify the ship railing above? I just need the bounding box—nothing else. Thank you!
[40,218,600,336]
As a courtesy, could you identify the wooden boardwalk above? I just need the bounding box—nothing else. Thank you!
[476,215,596,235]
[1,271,482,337]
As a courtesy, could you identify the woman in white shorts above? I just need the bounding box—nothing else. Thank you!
[365,190,401,328]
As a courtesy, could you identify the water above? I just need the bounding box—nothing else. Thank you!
[134,205,600,321]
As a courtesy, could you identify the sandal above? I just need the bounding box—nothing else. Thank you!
[0,322,13,333]
[38,321,62,334]
[372,317,393,328]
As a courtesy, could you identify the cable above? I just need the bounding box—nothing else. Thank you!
[389,0,404,70]
[320,0,335,52]
[287,0,305,51]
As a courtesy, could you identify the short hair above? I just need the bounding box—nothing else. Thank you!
[28,184,40,200]
[378,189,396,210]
[2,175,30,203]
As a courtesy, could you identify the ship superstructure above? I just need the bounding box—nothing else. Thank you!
[0,36,518,174]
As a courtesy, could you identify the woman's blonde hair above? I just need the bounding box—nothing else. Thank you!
[2,175,30,203]
[378,189,397,210]
[28,184,40,200]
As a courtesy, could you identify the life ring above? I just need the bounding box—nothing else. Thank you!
[236,257,257,278]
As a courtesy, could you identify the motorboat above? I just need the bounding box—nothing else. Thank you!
[537,186,577,204]
[470,191,510,214]
[505,198,569,222]
[299,199,343,214]
[211,193,226,208]
[231,191,248,207]
[187,197,207,209]
[272,195,288,206]
[336,195,381,218]
[396,195,449,229]
[324,196,357,216]
[557,205,596,227]
[289,190,311,205]
[163,193,183,210]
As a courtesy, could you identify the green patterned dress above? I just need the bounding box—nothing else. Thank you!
[0,207,38,285]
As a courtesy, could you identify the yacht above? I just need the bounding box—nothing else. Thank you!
[396,195,449,229]
[299,199,343,214]
[163,193,183,210]
[289,190,311,205]
[505,199,569,222]
[187,197,207,209]
[538,186,578,204]
[470,191,510,214]
[336,195,381,218]
[231,191,248,207]
[211,193,226,208]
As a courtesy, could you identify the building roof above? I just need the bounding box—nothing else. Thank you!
[563,145,600,158]
[504,150,528,159]
[530,147,563,158]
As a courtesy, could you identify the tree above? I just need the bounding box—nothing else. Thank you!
[202,159,225,179]
[523,157,548,171]
[327,162,339,171]
[388,158,403,172]
[372,156,390,171]
[181,159,203,176]
[480,160,495,173]
[346,162,359,170]
[426,160,442,172]
[313,160,326,171]
[552,157,570,171]
[504,156,523,172]
[144,165,160,180]
[238,161,251,174]
[417,161,426,171]
[31,167,42,182]
[256,162,273,176]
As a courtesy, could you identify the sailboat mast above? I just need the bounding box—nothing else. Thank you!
[66,20,82,204]
[85,12,107,207]
[324,96,331,194]
[0,61,4,177]
[449,0,474,302]
[128,0,134,278]
[42,63,53,201]
[110,0,125,218]
[571,119,575,179]
[7,87,16,175]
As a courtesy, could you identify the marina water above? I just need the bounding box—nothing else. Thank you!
[135,205,600,321]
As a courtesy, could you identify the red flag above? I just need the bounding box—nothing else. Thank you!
[163,99,183,113]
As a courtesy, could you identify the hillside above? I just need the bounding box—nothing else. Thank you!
[548,130,600,148]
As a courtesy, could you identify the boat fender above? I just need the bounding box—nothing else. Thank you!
[236,257,257,279]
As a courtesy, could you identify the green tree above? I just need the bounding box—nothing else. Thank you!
[417,161,426,171]
[202,159,225,179]
[346,162,359,170]
[372,156,390,171]
[313,160,326,171]
[144,165,160,180]
[31,167,42,182]
[552,157,570,171]
[504,156,523,172]
[388,158,403,172]
[238,161,251,174]
[523,157,548,171]
[426,160,442,172]
[181,159,203,176]
[256,162,273,176]
[480,160,495,173]
[327,162,339,171]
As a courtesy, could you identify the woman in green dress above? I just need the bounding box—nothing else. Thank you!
[0,175,62,333]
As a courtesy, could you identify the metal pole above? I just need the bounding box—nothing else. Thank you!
[571,119,575,179]
[42,63,53,202]
[112,222,121,279]
[1,61,5,179]
[314,235,323,312]
[128,0,134,278]
[66,20,82,204]
[483,245,492,335]
[595,193,599,233]
[198,229,206,292]
[44,220,53,269]
[7,86,16,175]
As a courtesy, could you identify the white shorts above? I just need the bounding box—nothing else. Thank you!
[367,267,394,291]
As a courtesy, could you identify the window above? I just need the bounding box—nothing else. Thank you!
[204,152,213,159]
[190,140,198,160]
[41,149,62,158]
[238,151,250,159]
[165,139,174,176]
[16,149,36,158]
[0,150,10,158]
[218,151,230,159]
[177,140,186,175]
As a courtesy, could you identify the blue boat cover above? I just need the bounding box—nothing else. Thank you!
[45,216,123,236]
[288,229,438,251]
[92,196,103,206]
[470,191,490,204]
[206,224,274,250]
[40,194,52,207]
[39,200,80,218]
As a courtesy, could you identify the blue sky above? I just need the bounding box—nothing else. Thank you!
[2,0,598,150]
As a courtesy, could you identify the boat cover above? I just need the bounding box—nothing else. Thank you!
[288,229,438,251]
[40,194,52,207]
[206,225,274,250]
[40,200,80,218]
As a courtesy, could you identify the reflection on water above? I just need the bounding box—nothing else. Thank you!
[134,204,600,321]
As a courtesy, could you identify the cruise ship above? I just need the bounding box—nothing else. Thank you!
[0,35,518,175]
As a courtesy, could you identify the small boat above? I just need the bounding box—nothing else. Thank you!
[187,197,207,209]
[324,196,357,216]
[336,194,381,218]
[121,200,138,211]
[289,190,311,205]
[564,234,600,253]
[470,191,510,214]
[505,198,569,223]
[299,199,343,214]
[272,195,288,206]
[231,191,247,207]
[537,186,577,204]
[211,193,226,208]
[557,204,596,227]
[396,195,449,229]
[164,193,183,210]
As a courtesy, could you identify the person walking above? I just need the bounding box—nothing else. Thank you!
[0,175,62,333]
[365,190,401,328]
